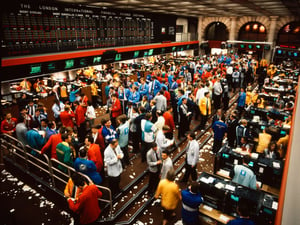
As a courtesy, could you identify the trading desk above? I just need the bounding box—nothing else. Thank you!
[197,172,279,225]
[215,146,284,188]
[199,204,235,224]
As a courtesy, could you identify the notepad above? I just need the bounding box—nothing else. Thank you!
[273,162,280,169]
[203,205,213,211]
[272,201,278,210]
[208,177,215,184]
[259,167,264,173]
[215,182,225,189]
[225,184,236,192]
[200,177,209,184]
[220,214,230,222]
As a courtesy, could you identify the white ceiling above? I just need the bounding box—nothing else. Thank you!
[55,0,300,17]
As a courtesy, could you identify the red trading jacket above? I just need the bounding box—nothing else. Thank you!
[163,111,175,133]
[41,133,62,159]
[68,184,102,225]
[88,144,103,173]
[95,128,105,152]
[1,118,17,133]
[60,111,75,128]
[75,105,86,126]
[111,98,122,118]
[163,90,171,105]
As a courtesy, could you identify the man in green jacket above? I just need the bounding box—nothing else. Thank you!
[56,133,74,173]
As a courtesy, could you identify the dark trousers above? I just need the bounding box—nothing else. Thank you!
[130,131,140,153]
[148,171,160,194]
[213,94,222,110]
[78,121,86,143]
[222,94,229,110]
[121,146,130,166]
[92,95,98,108]
[108,175,121,197]
[212,139,223,153]
[111,116,117,129]
[181,164,197,182]
[200,114,208,129]
[228,135,236,148]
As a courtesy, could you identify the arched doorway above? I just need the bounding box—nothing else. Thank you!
[238,22,267,42]
[205,22,229,41]
[237,22,267,59]
[277,21,300,47]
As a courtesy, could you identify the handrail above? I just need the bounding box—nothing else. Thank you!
[50,157,113,217]
[0,134,113,220]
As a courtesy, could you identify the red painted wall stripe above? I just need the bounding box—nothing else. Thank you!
[2,41,199,67]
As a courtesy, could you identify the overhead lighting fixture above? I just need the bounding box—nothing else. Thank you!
[259,25,265,33]
[245,24,250,31]
[253,24,258,30]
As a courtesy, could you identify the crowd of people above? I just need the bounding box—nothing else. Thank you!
[1,53,298,225]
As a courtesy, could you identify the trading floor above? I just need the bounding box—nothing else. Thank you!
[1,1,300,225]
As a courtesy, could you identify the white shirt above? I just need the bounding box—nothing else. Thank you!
[86,106,96,119]
[156,130,173,152]
[186,139,199,166]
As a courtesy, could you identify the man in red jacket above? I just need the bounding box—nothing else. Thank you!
[84,135,103,174]
[163,106,175,139]
[74,101,86,143]
[41,127,67,159]
[68,174,102,225]
[109,93,122,128]
[91,125,105,153]
[1,113,17,135]
[60,105,75,128]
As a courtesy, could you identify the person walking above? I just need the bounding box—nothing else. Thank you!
[180,132,199,183]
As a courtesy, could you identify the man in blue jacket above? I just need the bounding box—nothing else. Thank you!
[74,148,102,185]
[26,121,45,151]
[181,181,203,225]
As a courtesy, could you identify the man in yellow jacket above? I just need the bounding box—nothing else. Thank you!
[199,91,211,130]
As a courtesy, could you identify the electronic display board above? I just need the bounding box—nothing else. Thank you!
[148,49,154,56]
[64,59,75,69]
[1,1,178,57]
[30,64,42,75]
[93,56,102,65]
[133,51,140,58]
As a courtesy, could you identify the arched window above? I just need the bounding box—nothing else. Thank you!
[238,22,267,42]
[277,22,300,47]
[205,22,229,41]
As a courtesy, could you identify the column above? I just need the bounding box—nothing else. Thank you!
[265,16,278,62]
[267,16,278,42]
[229,17,237,41]
[197,16,203,43]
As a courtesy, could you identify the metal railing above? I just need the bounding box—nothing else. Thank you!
[176,32,198,42]
[0,133,113,218]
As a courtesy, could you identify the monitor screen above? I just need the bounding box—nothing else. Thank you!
[30,64,42,74]
[277,50,282,54]
[115,54,122,61]
[79,58,88,67]
[280,130,286,135]
[222,153,230,159]
[133,51,140,58]
[65,60,74,69]
[93,56,101,64]
[46,62,57,72]
[148,49,154,56]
